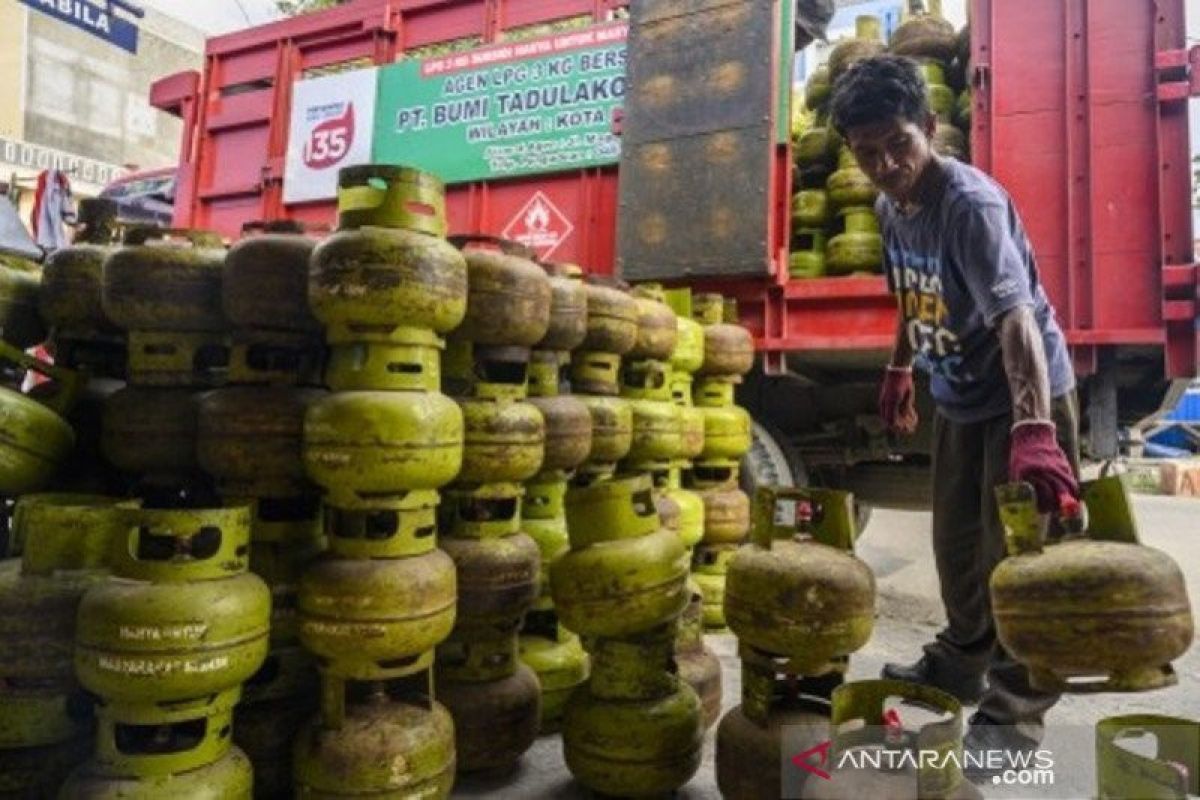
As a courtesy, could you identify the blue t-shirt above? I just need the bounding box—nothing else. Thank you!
[878,158,1074,423]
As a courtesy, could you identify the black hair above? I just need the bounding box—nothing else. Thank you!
[829,54,931,136]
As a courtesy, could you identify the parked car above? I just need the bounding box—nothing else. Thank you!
[98,167,176,227]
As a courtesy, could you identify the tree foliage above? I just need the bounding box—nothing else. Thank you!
[276,0,345,16]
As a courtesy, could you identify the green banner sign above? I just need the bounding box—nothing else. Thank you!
[373,23,628,184]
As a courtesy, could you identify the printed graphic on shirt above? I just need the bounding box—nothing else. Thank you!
[888,245,972,383]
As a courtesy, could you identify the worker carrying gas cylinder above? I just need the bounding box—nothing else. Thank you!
[829,55,1080,778]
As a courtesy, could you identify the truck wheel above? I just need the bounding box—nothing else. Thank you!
[740,420,804,493]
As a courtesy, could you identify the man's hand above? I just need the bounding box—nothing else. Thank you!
[879,365,918,435]
[1009,420,1079,512]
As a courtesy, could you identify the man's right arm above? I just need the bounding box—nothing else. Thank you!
[889,301,913,368]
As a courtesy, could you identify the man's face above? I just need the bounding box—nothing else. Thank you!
[843,115,937,203]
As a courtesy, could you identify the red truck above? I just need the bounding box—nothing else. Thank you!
[151,0,1198,512]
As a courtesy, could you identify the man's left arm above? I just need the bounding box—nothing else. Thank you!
[998,306,1050,424]
[954,202,1078,510]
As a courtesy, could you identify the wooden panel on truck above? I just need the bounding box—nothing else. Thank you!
[616,0,777,281]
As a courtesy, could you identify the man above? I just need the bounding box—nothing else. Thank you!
[829,55,1080,771]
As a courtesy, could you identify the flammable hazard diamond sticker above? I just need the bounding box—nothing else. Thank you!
[502,191,574,260]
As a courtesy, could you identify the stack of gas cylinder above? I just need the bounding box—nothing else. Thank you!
[889,5,970,161]
[99,223,230,505]
[790,15,883,279]
[547,277,704,796]
[790,7,970,280]
[689,293,755,631]
[518,264,592,735]
[659,290,722,729]
[295,165,465,797]
[0,495,123,797]
[716,486,876,799]
[33,198,124,495]
[434,234,548,775]
[196,224,328,797]
[62,504,269,797]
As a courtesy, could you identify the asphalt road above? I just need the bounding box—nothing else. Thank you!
[454,493,1200,799]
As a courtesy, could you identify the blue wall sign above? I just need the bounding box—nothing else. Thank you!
[20,0,144,55]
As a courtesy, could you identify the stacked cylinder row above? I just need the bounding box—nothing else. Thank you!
[790,11,970,279]
[0,168,764,797]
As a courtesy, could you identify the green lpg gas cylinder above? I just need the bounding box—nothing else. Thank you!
[580,281,638,355]
[570,349,622,396]
[308,165,466,340]
[518,629,589,733]
[670,312,705,377]
[790,228,828,279]
[579,395,633,466]
[694,377,750,445]
[827,206,883,275]
[828,15,885,80]
[660,469,704,550]
[538,263,588,351]
[450,235,552,347]
[0,258,46,348]
[890,10,958,61]
[827,148,879,210]
[693,543,739,629]
[60,689,253,799]
[293,685,455,799]
[197,385,327,497]
[804,63,831,111]
[725,488,875,674]
[101,228,226,333]
[39,206,120,343]
[693,295,754,378]
[101,385,198,479]
[552,477,689,637]
[0,345,76,495]
[303,389,463,507]
[223,229,320,337]
[436,661,541,774]
[700,486,751,544]
[102,228,228,386]
[562,674,703,797]
[716,696,832,800]
[75,506,270,703]
[528,358,592,473]
[1,494,129,748]
[676,581,722,729]
[299,494,456,680]
[456,383,545,485]
[629,284,679,362]
[668,374,706,459]
[991,481,1193,693]
[621,360,685,466]
[438,485,540,634]
[791,189,832,230]
[804,679,982,800]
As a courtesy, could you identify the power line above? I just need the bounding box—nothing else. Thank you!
[231,0,253,25]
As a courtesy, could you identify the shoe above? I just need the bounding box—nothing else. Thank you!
[960,712,1040,782]
[880,654,985,704]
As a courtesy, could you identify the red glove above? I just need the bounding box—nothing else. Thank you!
[1009,420,1079,512]
[879,365,918,435]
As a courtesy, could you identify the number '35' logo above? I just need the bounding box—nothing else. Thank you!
[303,103,355,169]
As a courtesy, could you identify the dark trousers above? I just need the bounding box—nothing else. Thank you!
[925,392,1081,742]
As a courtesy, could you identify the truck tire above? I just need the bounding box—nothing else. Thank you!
[740,420,804,492]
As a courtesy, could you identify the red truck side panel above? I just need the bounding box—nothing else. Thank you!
[972,0,1197,377]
